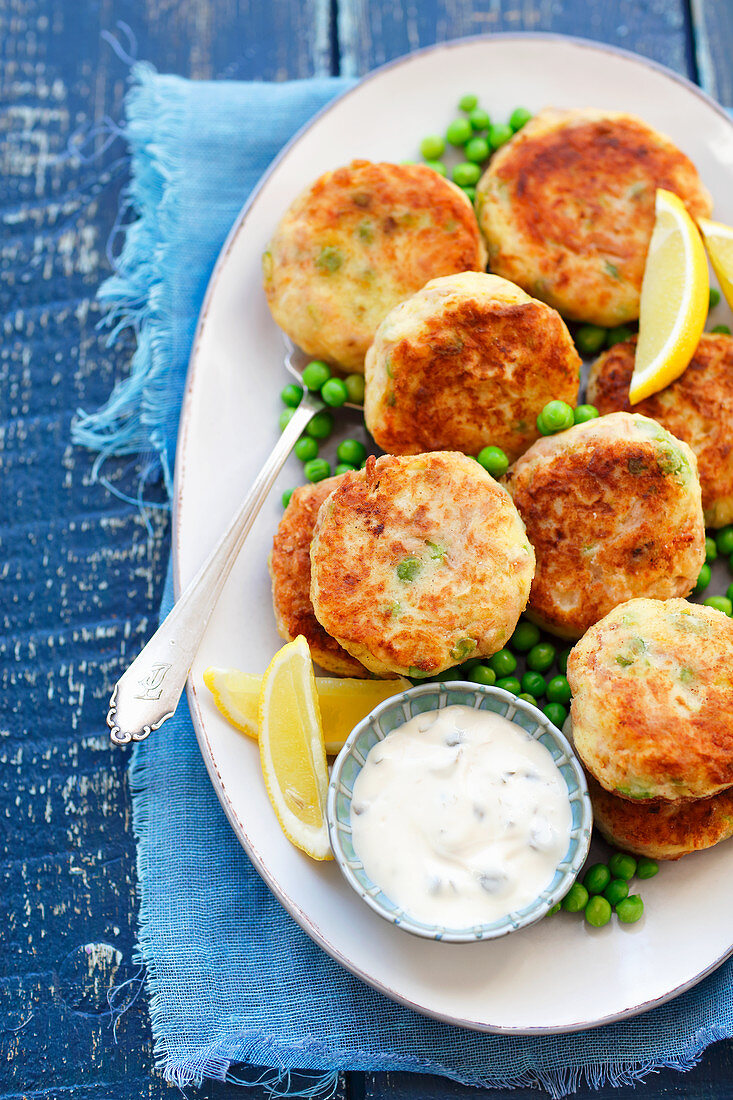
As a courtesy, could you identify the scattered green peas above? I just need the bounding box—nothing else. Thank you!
[709,287,721,309]
[337,439,367,466]
[305,410,334,439]
[459,93,479,112]
[544,702,568,727]
[616,895,644,924]
[294,436,319,462]
[605,325,634,347]
[420,134,446,160]
[465,136,490,163]
[527,642,556,672]
[469,107,491,131]
[521,670,546,698]
[496,676,522,694]
[575,325,607,356]
[509,106,532,132]
[728,583,733,604]
[547,901,562,916]
[604,879,630,907]
[574,404,600,425]
[608,852,637,880]
[281,383,303,408]
[344,374,365,404]
[469,664,496,686]
[462,186,477,203]
[712,324,732,335]
[583,863,611,895]
[585,895,612,928]
[477,445,509,477]
[424,159,447,177]
[518,692,538,706]
[321,377,349,407]
[335,462,356,476]
[558,648,571,675]
[279,408,295,431]
[694,563,711,592]
[546,675,571,705]
[562,882,589,912]
[706,535,718,562]
[704,595,733,616]
[538,400,574,434]
[302,360,331,391]
[453,161,481,187]
[282,489,294,508]
[489,649,517,677]
[716,526,733,556]
[488,122,513,150]
[636,857,659,880]
[303,458,331,482]
[446,117,473,146]
[511,620,541,652]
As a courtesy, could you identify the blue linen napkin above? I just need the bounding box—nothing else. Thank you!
[76,63,733,1097]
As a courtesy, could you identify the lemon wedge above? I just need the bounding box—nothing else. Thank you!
[698,217,733,311]
[630,189,709,404]
[258,636,332,860]
[204,665,408,754]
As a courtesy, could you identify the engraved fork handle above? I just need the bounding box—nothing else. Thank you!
[107,391,324,745]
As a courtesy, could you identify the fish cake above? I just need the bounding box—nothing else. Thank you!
[476,108,712,326]
[269,477,370,678]
[588,776,733,860]
[364,272,580,462]
[506,412,705,638]
[588,333,733,527]
[309,452,535,678]
[263,160,487,373]
[568,598,733,803]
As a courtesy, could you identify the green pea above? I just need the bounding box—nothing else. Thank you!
[704,595,733,615]
[279,408,295,431]
[546,901,561,916]
[294,436,319,462]
[469,107,491,131]
[511,620,541,652]
[461,186,477,203]
[535,411,550,436]
[446,117,473,146]
[605,325,634,348]
[477,445,509,478]
[603,879,629,907]
[321,377,348,407]
[527,642,556,672]
[303,458,331,483]
[616,895,644,924]
[305,410,334,440]
[337,438,367,466]
[573,404,600,425]
[281,383,303,408]
[712,324,731,335]
[636,857,659,880]
[452,162,481,187]
[706,535,718,562]
[709,287,721,309]
[517,692,538,706]
[608,852,637,880]
[575,325,607,356]
[544,702,568,727]
[424,159,447,177]
[546,675,571,705]
[521,670,546,698]
[509,107,532,132]
[282,489,294,508]
[716,526,733,556]
[420,134,446,160]
[469,664,496,686]
[496,676,521,694]
[728,583,733,604]
[397,557,421,582]
[302,360,331,391]
[335,463,356,476]
[539,400,574,434]
[432,667,464,682]
[693,563,711,592]
[459,93,479,112]
[464,136,490,163]
[584,895,612,928]
[488,123,513,150]
[583,863,611,895]
[561,882,589,912]
[489,649,517,677]
[344,374,365,404]
[558,648,572,675]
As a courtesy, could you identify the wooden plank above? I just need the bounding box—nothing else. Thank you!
[691,0,733,107]
[338,0,695,78]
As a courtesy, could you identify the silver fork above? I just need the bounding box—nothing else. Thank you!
[107,341,363,745]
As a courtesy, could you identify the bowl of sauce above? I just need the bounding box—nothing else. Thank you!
[327,682,592,942]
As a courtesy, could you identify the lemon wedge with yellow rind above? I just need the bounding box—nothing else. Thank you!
[698,217,733,311]
[630,189,709,404]
[203,666,261,738]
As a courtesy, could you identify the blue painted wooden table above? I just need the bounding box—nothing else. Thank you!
[3,2,733,1098]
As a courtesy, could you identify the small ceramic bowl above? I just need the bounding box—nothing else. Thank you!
[327,681,593,943]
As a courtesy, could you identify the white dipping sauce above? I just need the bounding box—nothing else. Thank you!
[351,705,572,927]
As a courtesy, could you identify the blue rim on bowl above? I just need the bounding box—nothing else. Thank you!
[327,681,593,943]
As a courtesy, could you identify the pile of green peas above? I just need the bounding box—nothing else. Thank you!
[418,95,532,203]
[692,525,733,616]
[536,399,599,436]
[550,850,657,927]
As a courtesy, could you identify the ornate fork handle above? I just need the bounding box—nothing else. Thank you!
[107,392,324,745]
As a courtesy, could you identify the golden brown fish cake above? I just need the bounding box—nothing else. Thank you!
[588,776,733,860]
[568,598,733,803]
[476,109,712,326]
[263,160,487,373]
[269,477,371,678]
[364,272,580,462]
[309,452,535,677]
[506,412,706,639]
[587,334,733,527]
